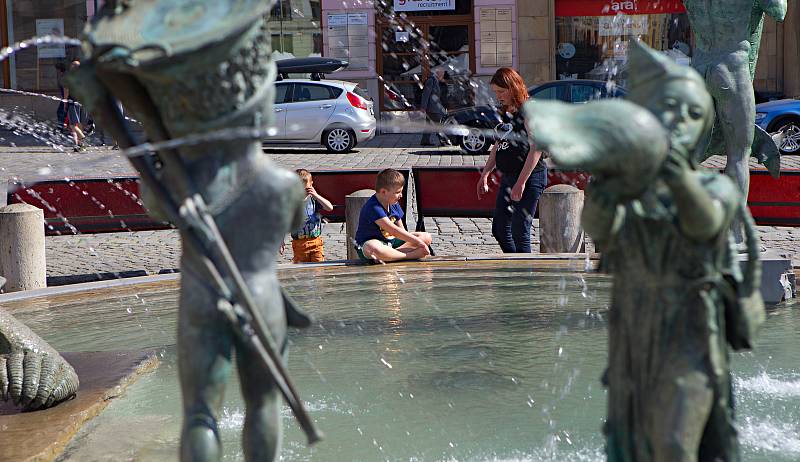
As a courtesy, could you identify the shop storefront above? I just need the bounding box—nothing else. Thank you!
[0,0,92,92]
[376,1,475,113]
[554,0,691,85]
[321,0,519,122]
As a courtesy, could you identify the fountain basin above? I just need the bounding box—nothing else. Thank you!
[0,258,798,461]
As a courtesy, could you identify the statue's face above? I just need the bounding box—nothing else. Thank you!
[650,79,711,155]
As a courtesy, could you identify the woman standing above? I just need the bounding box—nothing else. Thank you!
[477,68,547,253]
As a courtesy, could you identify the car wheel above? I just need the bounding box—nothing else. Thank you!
[460,127,490,154]
[323,128,355,153]
[773,119,800,155]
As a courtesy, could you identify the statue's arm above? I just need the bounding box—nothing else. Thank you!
[0,309,79,410]
[759,0,788,21]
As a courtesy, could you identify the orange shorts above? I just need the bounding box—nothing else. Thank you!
[291,236,324,263]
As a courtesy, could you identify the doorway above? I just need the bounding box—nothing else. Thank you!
[377,18,474,113]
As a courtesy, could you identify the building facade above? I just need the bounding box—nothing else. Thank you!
[315,0,799,121]
[0,0,796,123]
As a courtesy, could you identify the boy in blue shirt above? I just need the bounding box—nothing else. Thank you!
[355,168,433,262]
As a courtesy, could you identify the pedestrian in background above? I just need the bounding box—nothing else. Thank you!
[55,62,67,131]
[64,60,86,151]
[420,68,448,147]
[477,67,548,253]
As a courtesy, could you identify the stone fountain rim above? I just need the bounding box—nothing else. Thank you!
[0,253,601,303]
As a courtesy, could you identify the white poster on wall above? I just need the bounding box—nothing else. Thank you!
[479,8,513,68]
[598,15,648,37]
[35,19,65,59]
[326,12,370,70]
[394,0,455,12]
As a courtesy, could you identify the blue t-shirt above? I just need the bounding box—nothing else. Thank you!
[291,196,323,239]
[355,195,404,246]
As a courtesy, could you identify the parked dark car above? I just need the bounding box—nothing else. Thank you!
[445,80,626,154]
[756,98,800,154]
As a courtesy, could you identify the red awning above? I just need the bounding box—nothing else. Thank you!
[556,0,686,17]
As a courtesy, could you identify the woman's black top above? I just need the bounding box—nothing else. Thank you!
[494,110,543,180]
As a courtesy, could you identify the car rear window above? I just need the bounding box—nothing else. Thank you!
[531,86,558,100]
[352,85,373,101]
[571,84,602,103]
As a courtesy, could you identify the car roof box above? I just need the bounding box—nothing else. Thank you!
[276,57,349,81]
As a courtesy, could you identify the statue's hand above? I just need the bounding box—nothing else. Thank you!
[660,150,691,188]
[0,347,79,411]
[0,310,79,411]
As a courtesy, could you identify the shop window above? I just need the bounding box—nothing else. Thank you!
[9,1,86,91]
[554,12,692,86]
[377,7,475,112]
[382,26,423,54]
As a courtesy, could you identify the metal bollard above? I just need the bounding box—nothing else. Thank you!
[345,189,376,260]
[0,203,46,291]
[539,184,585,253]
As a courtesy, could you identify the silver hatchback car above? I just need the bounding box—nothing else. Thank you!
[265,79,376,153]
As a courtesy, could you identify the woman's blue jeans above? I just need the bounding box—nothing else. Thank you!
[491,168,548,253]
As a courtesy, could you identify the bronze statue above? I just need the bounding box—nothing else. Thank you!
[66,1,320,460]
[682,0,787,187]
[525,42,765,461]
[1,275,79,411]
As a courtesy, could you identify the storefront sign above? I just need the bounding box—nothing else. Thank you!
[35,19,65,59]
[394,0,455,12]
[479,7,513,68]
[327,12,370,70]
[598,15,648,36]
[555,0,685,16]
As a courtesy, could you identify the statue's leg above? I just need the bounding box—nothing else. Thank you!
[648,370,714,462]
[236,338,285,462]
[708,53,754,244]
[708,53,755,196]
[178,274,235,462]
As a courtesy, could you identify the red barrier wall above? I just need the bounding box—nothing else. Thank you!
[7,167,800,236]
[7,177,170,235]
[7,169,412,235]
[747,169,800,226]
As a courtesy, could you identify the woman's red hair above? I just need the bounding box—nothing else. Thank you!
[490,67,528,111]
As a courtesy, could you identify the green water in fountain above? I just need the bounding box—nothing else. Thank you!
[7,262,799,461]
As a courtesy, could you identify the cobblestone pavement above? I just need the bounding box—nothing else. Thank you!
[0,135,798,284]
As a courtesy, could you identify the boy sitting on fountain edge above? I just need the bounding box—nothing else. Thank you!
[355,168,432,263]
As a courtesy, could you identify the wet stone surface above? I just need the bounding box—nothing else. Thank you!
[0,350,159,462]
